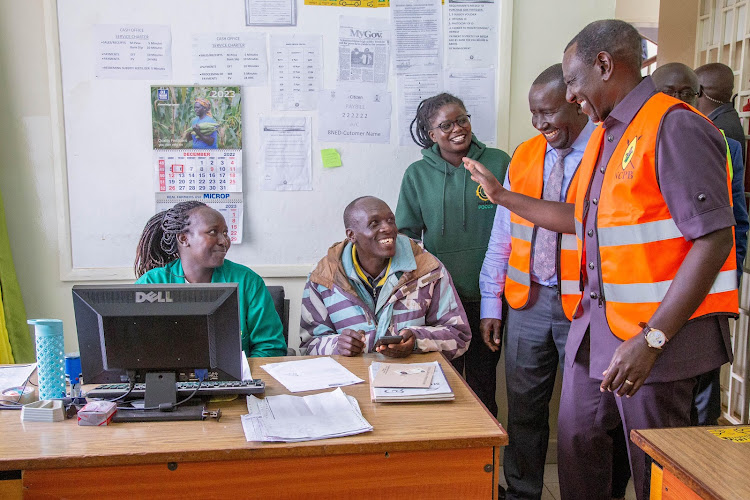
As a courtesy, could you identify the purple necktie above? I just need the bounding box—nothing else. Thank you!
[533,148,573,281]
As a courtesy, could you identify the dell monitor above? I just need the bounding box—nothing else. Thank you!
[72,283,245,421]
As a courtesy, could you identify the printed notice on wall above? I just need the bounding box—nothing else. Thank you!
[156,193,244,244]
[192,33,268,86]
[94,24,171,79]
[305,0,390,7]
[270,35,323,111]
[446,0,499,68]
[245,0,297,26]
[260,117,312,191]
[397,72,442,146]
[338,16,390,87]
[319,89,391,143]
[390,0,442,74]
[444,68,496,145]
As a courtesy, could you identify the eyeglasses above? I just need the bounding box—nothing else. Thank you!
[660,88,699,101]
[431,115,471,133]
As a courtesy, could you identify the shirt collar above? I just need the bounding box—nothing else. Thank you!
[707,102,734,121]
[603,76,656,129]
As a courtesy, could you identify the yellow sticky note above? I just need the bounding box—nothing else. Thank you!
[321,148,342,168]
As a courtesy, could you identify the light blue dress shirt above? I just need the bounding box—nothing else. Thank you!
[479,120,597,319]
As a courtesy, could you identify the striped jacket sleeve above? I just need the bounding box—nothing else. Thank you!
[299,278,341,355]
[407,266,472,361]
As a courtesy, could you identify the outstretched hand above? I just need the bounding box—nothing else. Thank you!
[463,157,505,204]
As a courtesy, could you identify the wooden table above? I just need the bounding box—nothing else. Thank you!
[632,425,750,499]
[0,353,507,499]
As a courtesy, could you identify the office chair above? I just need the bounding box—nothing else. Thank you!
[266,286,295,355]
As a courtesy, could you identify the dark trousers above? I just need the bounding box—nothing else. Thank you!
[503,283,568,500]
[692,367,722,425]
[451,300,501,416]
[557,330,696,500]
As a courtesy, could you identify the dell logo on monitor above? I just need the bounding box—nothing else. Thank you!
[135,291,174,303]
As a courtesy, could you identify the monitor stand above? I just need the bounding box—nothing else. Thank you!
[112,371,205,423]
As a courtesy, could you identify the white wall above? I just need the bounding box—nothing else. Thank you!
[0,0,614,454]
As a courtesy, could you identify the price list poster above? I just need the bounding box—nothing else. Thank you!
[151,85,245,242]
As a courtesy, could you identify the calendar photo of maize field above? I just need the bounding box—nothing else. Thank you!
[151,85,242,149]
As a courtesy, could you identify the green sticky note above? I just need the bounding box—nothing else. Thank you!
[321,148,342,168]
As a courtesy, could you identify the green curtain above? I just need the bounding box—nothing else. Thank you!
[0,189,34,363]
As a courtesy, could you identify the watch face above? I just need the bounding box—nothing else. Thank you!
[646,328,666,348]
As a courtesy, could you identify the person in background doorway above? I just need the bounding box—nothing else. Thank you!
[653,62,747,428]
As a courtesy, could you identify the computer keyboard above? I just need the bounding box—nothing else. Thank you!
[85,379,265,399]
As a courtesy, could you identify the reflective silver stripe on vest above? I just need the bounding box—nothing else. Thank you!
[598,219,683,247]
[575,219,583,240]
[561,233,577,251]
[507,264,530,286]
[510,222,533,242]
[560,279,580,295]
[602,269,736,304]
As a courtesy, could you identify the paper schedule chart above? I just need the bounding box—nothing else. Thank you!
[154,150,242,192]
[155,192,244,244]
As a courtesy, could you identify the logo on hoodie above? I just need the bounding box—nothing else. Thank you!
[476,185,494,209]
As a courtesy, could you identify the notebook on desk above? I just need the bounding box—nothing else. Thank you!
[368,361,454,402]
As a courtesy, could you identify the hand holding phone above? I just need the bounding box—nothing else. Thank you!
[374,335,403,348]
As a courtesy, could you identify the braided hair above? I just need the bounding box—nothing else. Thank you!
[134,201,207,277]
[409,93,467,149]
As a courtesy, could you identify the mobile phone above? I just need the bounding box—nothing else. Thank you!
[375,335,403,346]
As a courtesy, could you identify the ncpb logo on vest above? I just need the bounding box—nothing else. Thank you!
[135,291,173,303]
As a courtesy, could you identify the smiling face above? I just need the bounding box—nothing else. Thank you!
[562,43,610,123]
[177,206,230,272]
[529,81,587,150]
[427,102,472,156]
[346,198,398,262]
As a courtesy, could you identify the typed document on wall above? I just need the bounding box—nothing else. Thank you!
[260,117,312,191]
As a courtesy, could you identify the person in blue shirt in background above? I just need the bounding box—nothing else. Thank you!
[184,97,218,149]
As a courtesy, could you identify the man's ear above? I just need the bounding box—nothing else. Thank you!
[597,51,614,81]
[345,228,355,243]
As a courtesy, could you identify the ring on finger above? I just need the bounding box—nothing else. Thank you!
[624,379,634,386]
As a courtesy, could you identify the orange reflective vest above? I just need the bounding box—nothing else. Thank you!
[574,93,738,341]
[506,134,581,320]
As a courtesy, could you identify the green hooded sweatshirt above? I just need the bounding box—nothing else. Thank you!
[395,135,510,303]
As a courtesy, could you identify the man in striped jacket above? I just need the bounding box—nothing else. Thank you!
[300,196,472,359]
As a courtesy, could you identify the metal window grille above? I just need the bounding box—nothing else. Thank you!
[696,0,750,424]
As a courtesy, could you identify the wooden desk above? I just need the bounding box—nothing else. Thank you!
[0,353,507,499]
[632,425,750,499]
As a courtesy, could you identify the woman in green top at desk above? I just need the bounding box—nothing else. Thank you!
[134,201,286,358]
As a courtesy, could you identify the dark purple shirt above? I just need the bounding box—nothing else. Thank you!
[566,76,735,383]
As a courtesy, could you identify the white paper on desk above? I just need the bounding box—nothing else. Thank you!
[260,357,363,392]
[242,388,372,442]
[0,364,36,392]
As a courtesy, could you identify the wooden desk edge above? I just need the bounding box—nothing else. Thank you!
[631,429,722,500]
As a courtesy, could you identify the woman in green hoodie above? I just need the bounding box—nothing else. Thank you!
[396,93,510,417]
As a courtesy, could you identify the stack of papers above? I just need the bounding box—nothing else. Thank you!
[260,357,364,393]
[241,388,373,442]
[369,361,454,402]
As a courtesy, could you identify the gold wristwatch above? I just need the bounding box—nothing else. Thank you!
[639,322,667,349]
